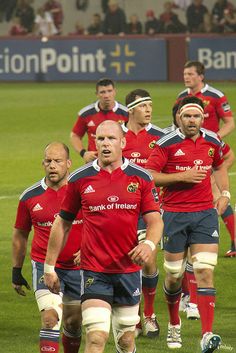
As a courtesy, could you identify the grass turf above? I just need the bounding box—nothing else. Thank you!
[0,82,235,353]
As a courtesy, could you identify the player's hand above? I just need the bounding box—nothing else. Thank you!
[181,166,207,183]
[73,250,81,266]
[44,272,60,294]
[12,267,31,296]
[215,196,229,215]
[83,151,98,163]
[128,243,153,266]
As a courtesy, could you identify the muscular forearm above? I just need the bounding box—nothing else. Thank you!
[45,216,72,266]
[213,166,230,193]
[144,212,164,246]
[12,229,29,267]
[218,118,235,138]
[70,132,85,155]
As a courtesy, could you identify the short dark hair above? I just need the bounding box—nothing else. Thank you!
[96,78,115,91]
[178,96,204,110]
[172,102,180,126]
[125,89,151,106]
[184,61,205,76]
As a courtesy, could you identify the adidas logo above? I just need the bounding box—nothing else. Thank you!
[88,120,95,127]
[174,149,185,156]
[33,203,43,212]
[211,230,219,238]
[84,185,95,194]
[132,288,141,296]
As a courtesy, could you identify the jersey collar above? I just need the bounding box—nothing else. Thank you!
[176,127,205,139]
[92,157,129,171]
[121,122,152,133]
[188,83,208,95]
[41,177,48,190]
[95,100,119,112]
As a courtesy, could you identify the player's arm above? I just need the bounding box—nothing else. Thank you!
[223,148,235,170]
[44,215,72,293]
[218,116,235,138]
[12,228,31,296]
[147,166,207,186]
[213,162,230,215]
[129,212,163,266]
[70,131,97,162]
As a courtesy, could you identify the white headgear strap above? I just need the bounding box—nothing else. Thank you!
[179,103,204,118]
[127,97,152,110]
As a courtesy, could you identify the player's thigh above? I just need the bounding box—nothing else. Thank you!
[190,208,219,246]
[162,211,191,253]
[56,267,81,301]
[113,271,141,306]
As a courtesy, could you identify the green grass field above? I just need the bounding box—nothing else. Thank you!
[0,82,235,353]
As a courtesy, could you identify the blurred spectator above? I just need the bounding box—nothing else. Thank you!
[15,0,35,33]
[172,0,191,10]
[186,0,209,32]
[34,6,58,37]
[9,16,27,35]
[126,14,142,34]
[159,1,186,33]
[101,0,109,14]
[223,7,236,32]
[76,0,89,11]
[68,19,84,35]
[145,9,162,34]
[0,0,17,22]
[86,13,103,35]
[44,0,63,34]
[102,0,126,35]
[212,0,235,32]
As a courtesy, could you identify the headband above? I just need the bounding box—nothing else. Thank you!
[179,103,204,118]
[127,96,152,110]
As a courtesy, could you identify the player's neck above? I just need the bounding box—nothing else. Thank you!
[190,83,204,95]
[127,120,147,134]
[45,178,67,191]
[99,159,123,173]
[99,101,115,111]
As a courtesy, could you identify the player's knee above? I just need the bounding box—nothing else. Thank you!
[164,259,186,279]
[112,306,139,353]
[82,307,111,334]
[36,289,62,330]
[64,315,81,335]
[87,330,109,349]
[118,331,135,353]
[192,252,217,271]
[42,309,59,329]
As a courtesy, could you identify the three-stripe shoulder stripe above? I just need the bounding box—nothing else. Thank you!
[205,85,224,98]
[78,103,96,116]
[68,162,94,181]
[157,130,180,146]
[117,102,128,112]
[177,89,188,98]
[128,161,153,180]
[19,180,42,200]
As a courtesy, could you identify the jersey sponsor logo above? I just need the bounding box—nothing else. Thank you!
[33,203,43,212]
[151,188,159,202]
[174,149,185,156]
[131,152,141,158]
[208,148,215,157]
[84,185,95,194]
[211,230,219,238]
[129,157,147,164]
[132,288,141,296]
[87,120,95,127]
[194,159,203,165]
[149,140,156,149]
[222,102,230,112]
[41,347,56,352]
[107,195,119,202]
[89,203,137,212]
[127,182,139,193]
[85,277,94,288]
[176,164,211,171]
[37,221,53,227]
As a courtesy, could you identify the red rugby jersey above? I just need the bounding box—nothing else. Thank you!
[72,101,128,151]
[146,128,224,212]
[14,178,82,269]
[122,123,164,167]
[177,84,233,133]
[60,159,160,273]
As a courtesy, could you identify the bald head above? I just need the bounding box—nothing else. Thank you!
[95,120,126,169]
[44,142,70,159]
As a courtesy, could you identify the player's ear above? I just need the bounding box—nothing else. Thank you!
[121,137,126,149]
[67,159,72,169]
